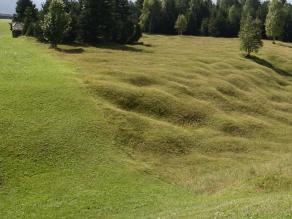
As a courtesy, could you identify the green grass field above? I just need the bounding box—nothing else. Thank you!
[1,19,292,218]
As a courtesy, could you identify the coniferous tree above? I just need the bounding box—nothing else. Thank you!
[175,0,189,14]
[62,0,81,43]
[161,0,177,34]
[241,0,260,20]
[228,5,241,36]
[239,15,263,57]
[14,0,292,44]
[187,0,210,35]
[112,0,133,43]
[281,3,292,42]
[23,5,38,35]
[15,0,35,22]
[200,17,209,35]
[78,0,114,43]
[265,0,284,43]
[208,8,228,37]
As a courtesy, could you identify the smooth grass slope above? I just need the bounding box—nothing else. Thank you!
[1,18,292,218]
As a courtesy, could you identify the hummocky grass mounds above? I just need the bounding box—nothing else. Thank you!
[90,81,210,125]
[2,19,292,217]
[57,35,292,197]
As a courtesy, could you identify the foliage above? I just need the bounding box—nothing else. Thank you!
[239,15,263,56]
[228,5,241,36]
[175,14,187,35]
[140,0,162,33]
[186,0,212,35]
[15,0,35,22]
[265,0,284,42]
[23,5,38,36]
[112,0,139,43]
[41,0,69,47]
[281,3,292,42]
[14,0,292,43]
[161,0,177,34]
[78,0,113,43]
[241,0,260,20]
[13,0,141,45]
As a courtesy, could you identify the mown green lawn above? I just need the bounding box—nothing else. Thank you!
[0,19,292,218]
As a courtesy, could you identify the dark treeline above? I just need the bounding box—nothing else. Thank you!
[12,0,292,46]
[0,14,13,19]
[140,0,292,42]
[13,0,142,46]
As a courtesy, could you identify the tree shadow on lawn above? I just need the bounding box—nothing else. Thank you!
[248,55,292,77]
[277,42,292,49]
[55,47,85,54]
[96,42,151,53]
[55,42,150,54]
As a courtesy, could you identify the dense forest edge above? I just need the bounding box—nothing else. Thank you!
[10,0,292,49]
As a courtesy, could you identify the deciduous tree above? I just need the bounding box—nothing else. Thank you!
[41,0,69,48]
[239,15,263,57]
[265,0,284,43]
[140,0,162,33]
[175,14,187,35]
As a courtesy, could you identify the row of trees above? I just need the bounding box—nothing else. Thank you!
[140,0,292,42]
[14,0,142,47]
[239,0,286,56]
[13,0,291,48]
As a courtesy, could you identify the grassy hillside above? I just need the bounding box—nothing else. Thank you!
[1,19,292,218]
[0,20,199,219]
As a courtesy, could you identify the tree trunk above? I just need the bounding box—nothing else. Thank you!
[272,36,275,44]
[149,17,153,34]
[246,49,251,58]
[50,43,57,49]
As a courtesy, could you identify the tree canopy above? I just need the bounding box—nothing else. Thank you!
[265,0,284,43]
[239,15,263,56]
[13,0,292,44]
[175,14,187,35]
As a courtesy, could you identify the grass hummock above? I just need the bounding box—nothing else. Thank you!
[1,19,292,218]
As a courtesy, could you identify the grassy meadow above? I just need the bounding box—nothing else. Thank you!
[1,19,292,218]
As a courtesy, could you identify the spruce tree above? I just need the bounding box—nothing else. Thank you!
[23,5,38,35]
[241,0,261,20]
[239,15,263,57]
[265,0,284,43]
[15,0,34,22]
[161,0,177,34]
[228,5,241,36]
[78,0,114,43]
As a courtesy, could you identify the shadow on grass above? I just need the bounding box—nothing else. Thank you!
[55,41,151,53]
[133,42,152,47]
[248,55,292,77]
[277,42,292,49]
[97,43,150,53]
[55,47,85,54]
